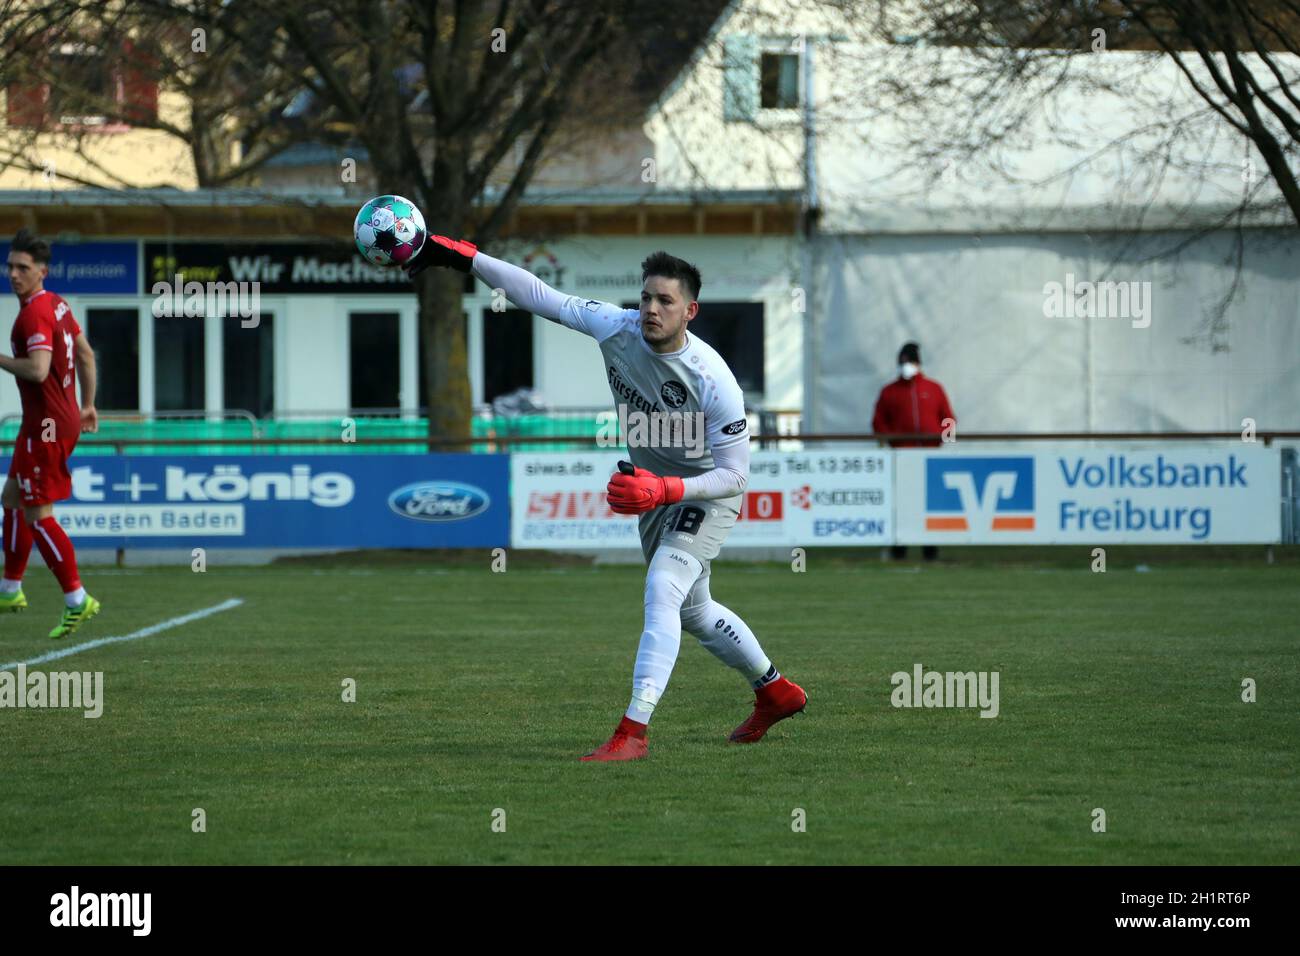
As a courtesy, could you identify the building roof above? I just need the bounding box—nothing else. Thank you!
[0,187,802,239]
[0,186,800,209]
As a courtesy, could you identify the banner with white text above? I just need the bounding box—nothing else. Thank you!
[893,444,1280,544]
[510,449,893,549]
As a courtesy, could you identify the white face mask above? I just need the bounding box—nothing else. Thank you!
[899,362,919,380]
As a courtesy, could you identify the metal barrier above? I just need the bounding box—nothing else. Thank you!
[66,429,1300,451]
[1283,447,1298,545]
[1,409,261,433]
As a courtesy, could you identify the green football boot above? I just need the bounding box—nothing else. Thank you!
[0,589,27,612]
[49,594,100,640]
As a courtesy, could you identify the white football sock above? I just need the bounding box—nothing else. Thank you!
[65,586,86,608]
[0,577,21,594]
[625,547,702,725]
[681,576,772,684]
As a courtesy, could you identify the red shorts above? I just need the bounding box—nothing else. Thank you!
[8,425,78,506]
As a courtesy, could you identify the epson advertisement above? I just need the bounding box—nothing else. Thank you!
[0,455,510,549]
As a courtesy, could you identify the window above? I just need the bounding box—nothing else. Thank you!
[760,52,799,110]
[224,315,274,417]
[481,308,533,404]
[154,316,204,410]
[4,39,158,130]
[620,300,765,395]
[350,312,400,409]
[47,46,113,128]
[688,302,766,395]
[84,308,139,411]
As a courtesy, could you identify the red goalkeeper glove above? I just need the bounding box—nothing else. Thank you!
[405,235,478,278]
[606,461,685,515]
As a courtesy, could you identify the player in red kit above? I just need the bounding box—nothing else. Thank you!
[0,229,101,637]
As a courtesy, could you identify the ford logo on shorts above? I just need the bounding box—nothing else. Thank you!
[388,481,490,522]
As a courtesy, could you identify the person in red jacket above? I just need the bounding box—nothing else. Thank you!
[871,342,955,561]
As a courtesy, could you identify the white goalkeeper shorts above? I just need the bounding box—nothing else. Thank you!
[638,496,741,571]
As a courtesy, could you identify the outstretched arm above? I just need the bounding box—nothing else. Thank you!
[470,252,571,322]
[407,235,630,342]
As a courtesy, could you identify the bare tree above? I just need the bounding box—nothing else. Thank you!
[875,0,1300,347]
[905,0,1300,225]
[1,0,721,442]
[157,0,707,444]
[0,1,314,188]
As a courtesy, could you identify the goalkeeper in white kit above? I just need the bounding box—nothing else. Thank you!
[406,236,807,761]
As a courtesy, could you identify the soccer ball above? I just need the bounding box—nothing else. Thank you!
[354,195,427,267]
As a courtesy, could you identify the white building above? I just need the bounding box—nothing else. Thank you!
[645,0,1300,433]
[0,189,801,424]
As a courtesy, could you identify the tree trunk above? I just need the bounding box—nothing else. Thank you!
[417,265,473,449]
[419,145,474,449]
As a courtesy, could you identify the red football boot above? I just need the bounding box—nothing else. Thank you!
[729,676,807,743]
[580,716,649,762]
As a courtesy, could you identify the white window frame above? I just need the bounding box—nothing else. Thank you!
[68,296,147,412]
[755,39,802,127]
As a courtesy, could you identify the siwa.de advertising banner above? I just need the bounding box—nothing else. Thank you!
[894,443,1281,544]
[510,449,892,549]
[0,454,510,549]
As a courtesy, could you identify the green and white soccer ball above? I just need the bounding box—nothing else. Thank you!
[354,194,427,267]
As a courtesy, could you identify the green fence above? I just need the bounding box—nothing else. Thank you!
[0,415,610,454]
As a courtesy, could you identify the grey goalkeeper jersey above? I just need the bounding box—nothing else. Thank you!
[468,252,749,505]
[557,298,749,482]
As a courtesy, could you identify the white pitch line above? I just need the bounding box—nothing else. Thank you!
[0,597,244,671]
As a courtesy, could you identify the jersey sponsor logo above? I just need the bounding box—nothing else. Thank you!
[722,418,747,435]
[606,366,663,414]
[925,457,1035,531]
[581,299,601,312]
[388,481,490,522]
[660,380,688,408]
[26,333,47,346]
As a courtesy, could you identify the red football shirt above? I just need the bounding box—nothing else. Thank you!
[11,289,83,439]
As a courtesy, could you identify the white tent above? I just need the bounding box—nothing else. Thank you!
[805,46,1300,433]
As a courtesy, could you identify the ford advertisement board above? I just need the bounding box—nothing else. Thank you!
[0,454,510,549]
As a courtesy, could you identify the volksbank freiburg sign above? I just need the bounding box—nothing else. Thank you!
[895,443,1280,544]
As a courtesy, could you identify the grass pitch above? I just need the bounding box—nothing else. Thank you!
[2,548,1296,865]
